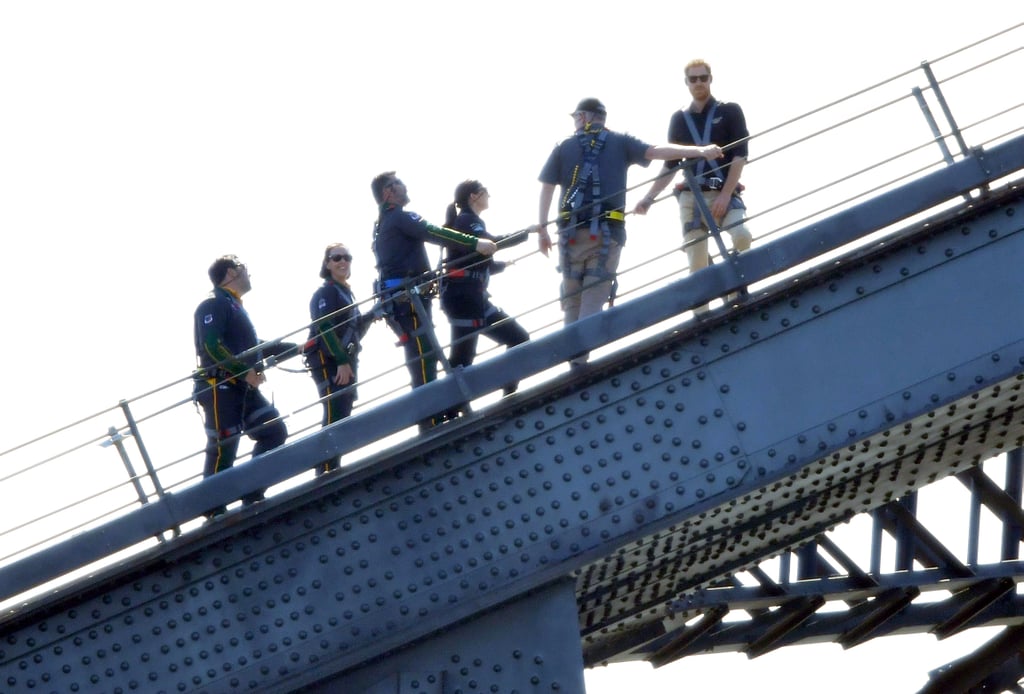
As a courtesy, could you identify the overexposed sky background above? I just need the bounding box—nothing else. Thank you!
[2,2,1022,691]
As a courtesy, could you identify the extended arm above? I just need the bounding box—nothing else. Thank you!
[646,143,722,162]
[634,164,679,215]
[423,221,496,255]
[530,182,557,256]
[634,144,723,214]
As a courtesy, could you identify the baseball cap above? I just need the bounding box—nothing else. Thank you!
[572,98,606,115]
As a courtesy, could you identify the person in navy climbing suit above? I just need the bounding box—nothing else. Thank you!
[193,255,288,518]
[370,172,497,428]
[635,59,752,313]
[305,242,375,475]
[440,179,530,393]
[531,97,723,365]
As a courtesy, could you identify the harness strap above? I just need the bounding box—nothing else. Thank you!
[446,268,489,281]
[379,278,407,291]
[206,424,242,439]
[381,304,436,343]
[558,128,616,281]
[448,305,499,328]
[246,403,276,423]
[682,102,721,185]
[448,317,486,328]
[194,368,234,381]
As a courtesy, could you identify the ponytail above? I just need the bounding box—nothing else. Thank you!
[449,179,485,224]
[444,202,458,228]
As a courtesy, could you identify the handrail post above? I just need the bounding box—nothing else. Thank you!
[919,60,971,158]
[119,399,180,538]
[409,284,455,376]
[682,166,731,260]
[911,86,957,167]
[920,59,989,197]
[103,426,168,544]
[912,83,971,203]
[104,426,149,506]
[681,165,747,295]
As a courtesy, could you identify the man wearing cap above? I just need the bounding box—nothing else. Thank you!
[635,59,752,314]
[531,97,721,366]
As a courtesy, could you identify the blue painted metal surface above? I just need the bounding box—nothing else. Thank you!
[2,136,1023,609]
[1,147,1023,692]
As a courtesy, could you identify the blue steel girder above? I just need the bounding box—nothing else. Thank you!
[2,136,1023,606]
[1,165,1024,691]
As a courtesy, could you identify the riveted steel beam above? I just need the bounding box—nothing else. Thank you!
[1,156,1024,692]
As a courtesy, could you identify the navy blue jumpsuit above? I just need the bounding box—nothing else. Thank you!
[306,280,371,474]
[372,204,480,391]
[193,286,287,515]
[441,210,529,386]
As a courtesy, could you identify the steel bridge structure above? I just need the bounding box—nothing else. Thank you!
[3,26,1024,694]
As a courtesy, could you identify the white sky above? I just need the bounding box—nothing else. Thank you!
[2,2,1022,691]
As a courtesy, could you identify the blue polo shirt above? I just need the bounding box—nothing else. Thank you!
[539,127,652,242]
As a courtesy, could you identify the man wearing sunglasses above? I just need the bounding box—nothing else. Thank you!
[193,255,288,520]
[531,97,721,368]
[370,172,497,429]
[635,59,752,314]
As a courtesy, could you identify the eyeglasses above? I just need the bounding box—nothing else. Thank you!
[329,253,352,263]
[687,74,710,84]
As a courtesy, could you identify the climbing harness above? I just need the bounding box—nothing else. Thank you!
[557,127,618,283]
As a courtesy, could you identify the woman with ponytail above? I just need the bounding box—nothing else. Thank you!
[440,180,530,407]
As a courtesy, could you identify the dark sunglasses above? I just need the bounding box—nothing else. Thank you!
[329,253,352,263]
[687,74,710,84]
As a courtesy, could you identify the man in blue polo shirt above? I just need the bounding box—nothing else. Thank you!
[531,98,721,366]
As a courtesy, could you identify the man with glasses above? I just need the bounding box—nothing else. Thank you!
[635,59,752,315]
[531,97,722,367]
[193,255,288,520]
[370,172,496,428]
